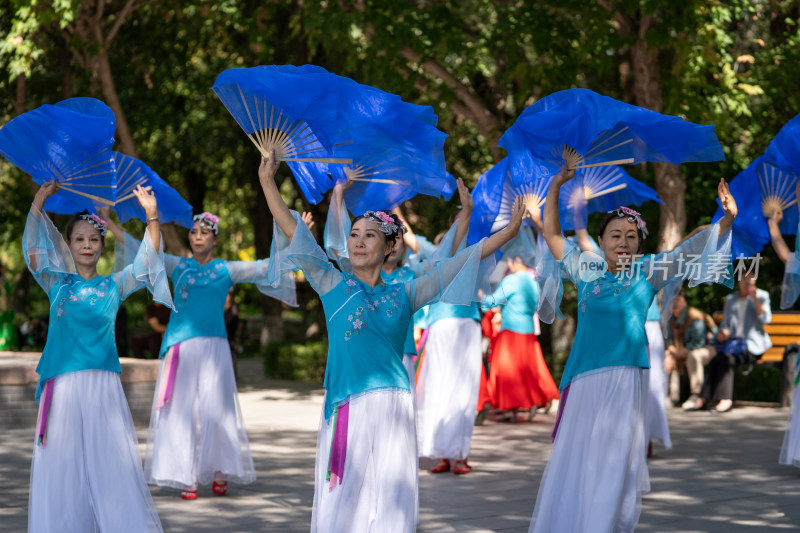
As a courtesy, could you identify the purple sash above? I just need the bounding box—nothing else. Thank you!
[35,379,54,447]
[157,343,180,409]
[326,400,350,489]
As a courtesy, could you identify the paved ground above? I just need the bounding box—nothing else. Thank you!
[1,363,799,532]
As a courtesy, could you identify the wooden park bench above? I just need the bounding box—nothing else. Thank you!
[761,312,799,406]
[711,310,798,406]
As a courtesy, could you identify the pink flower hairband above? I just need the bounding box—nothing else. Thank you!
[362,210,406,236]
[193,212,219,234]
[608,207,649,238]
[79,213,108,236]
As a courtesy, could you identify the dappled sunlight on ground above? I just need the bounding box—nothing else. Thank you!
[1,372,798,532]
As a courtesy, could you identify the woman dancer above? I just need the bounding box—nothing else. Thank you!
[259,153,523,532]
[531,165,737,533]
[25,181,170,532]
[644,298,672,453]
[106,198,297,500]
[481,252,559,420]
[570,191,671,452]
[325,179,469,389]
[767,198,800,468]
[405,189,492,475]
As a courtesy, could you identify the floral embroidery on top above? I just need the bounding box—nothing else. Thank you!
[55,277,112,320]
[175,259,227,306]
[579,273,636,313]
[342,274,403,341]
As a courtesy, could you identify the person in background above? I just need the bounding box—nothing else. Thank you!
[663,289,717,410]
[686,271,771,413]
[481,253,559,422]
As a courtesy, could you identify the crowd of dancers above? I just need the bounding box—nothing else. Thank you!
[15,119,800,532]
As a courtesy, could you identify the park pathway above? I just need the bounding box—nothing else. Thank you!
[1,362,798,532]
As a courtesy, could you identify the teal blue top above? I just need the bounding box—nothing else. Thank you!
[120,228,296,358]
[159,257,284,356]
[537,224,733,390]
[23,206,173,400]
[646,298,660,322]
[324,197,437,356]
[290,211,488,419]
[424,301,481,326]
[381,266,421,355]
[481,271,539,334]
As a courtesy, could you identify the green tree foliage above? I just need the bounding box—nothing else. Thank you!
[1,0,798,347]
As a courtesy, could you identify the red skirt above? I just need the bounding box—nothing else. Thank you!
[477,362,491,412]
[487,330,559,410]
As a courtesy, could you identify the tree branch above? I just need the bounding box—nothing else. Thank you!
[105,0,139,45]
[95,0,105,25]
[399,46,502,139]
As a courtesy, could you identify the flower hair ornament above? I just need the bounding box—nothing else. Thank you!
[79,213,108,237]
[193,212,219,234]
[608,207,649,239]
[361,210,407,236]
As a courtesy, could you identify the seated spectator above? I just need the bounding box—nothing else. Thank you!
[663,289,717,409]
[687,271,772,413]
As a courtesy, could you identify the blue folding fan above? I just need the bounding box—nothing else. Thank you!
[322,73,452,212]
[469,152,558,244]
[213,65,454,207]
[499,89,725,171]
[0,97,117,214]
[212,65,354,203]
[712,114,800,257]
[558,165,662,231]
[331,123,453,214]
[112,152,194,228]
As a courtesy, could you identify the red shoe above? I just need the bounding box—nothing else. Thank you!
[212,481,228,496]
[181,490,198,500]
[453,460,472,474]
[429,459,451,473]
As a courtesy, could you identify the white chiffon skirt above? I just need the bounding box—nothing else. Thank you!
[311,390,418,533]
[415,317,482,460]
[780,384,800,468]
[28,370,162,533]
[530,366,650,533]
[144,336,255,489]
[645,321,672,449]
[403,354,416,396]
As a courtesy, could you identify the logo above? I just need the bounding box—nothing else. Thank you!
[578,250,608,282]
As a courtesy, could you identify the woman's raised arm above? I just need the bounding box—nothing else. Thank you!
[542,165,575,260]
[259,152,298,241]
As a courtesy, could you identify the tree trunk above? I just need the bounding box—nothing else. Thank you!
[90,39,137,157]
[12,75,26,115]
[629,28,687,251]
[609,9,689,251]
[653,162,686,250]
